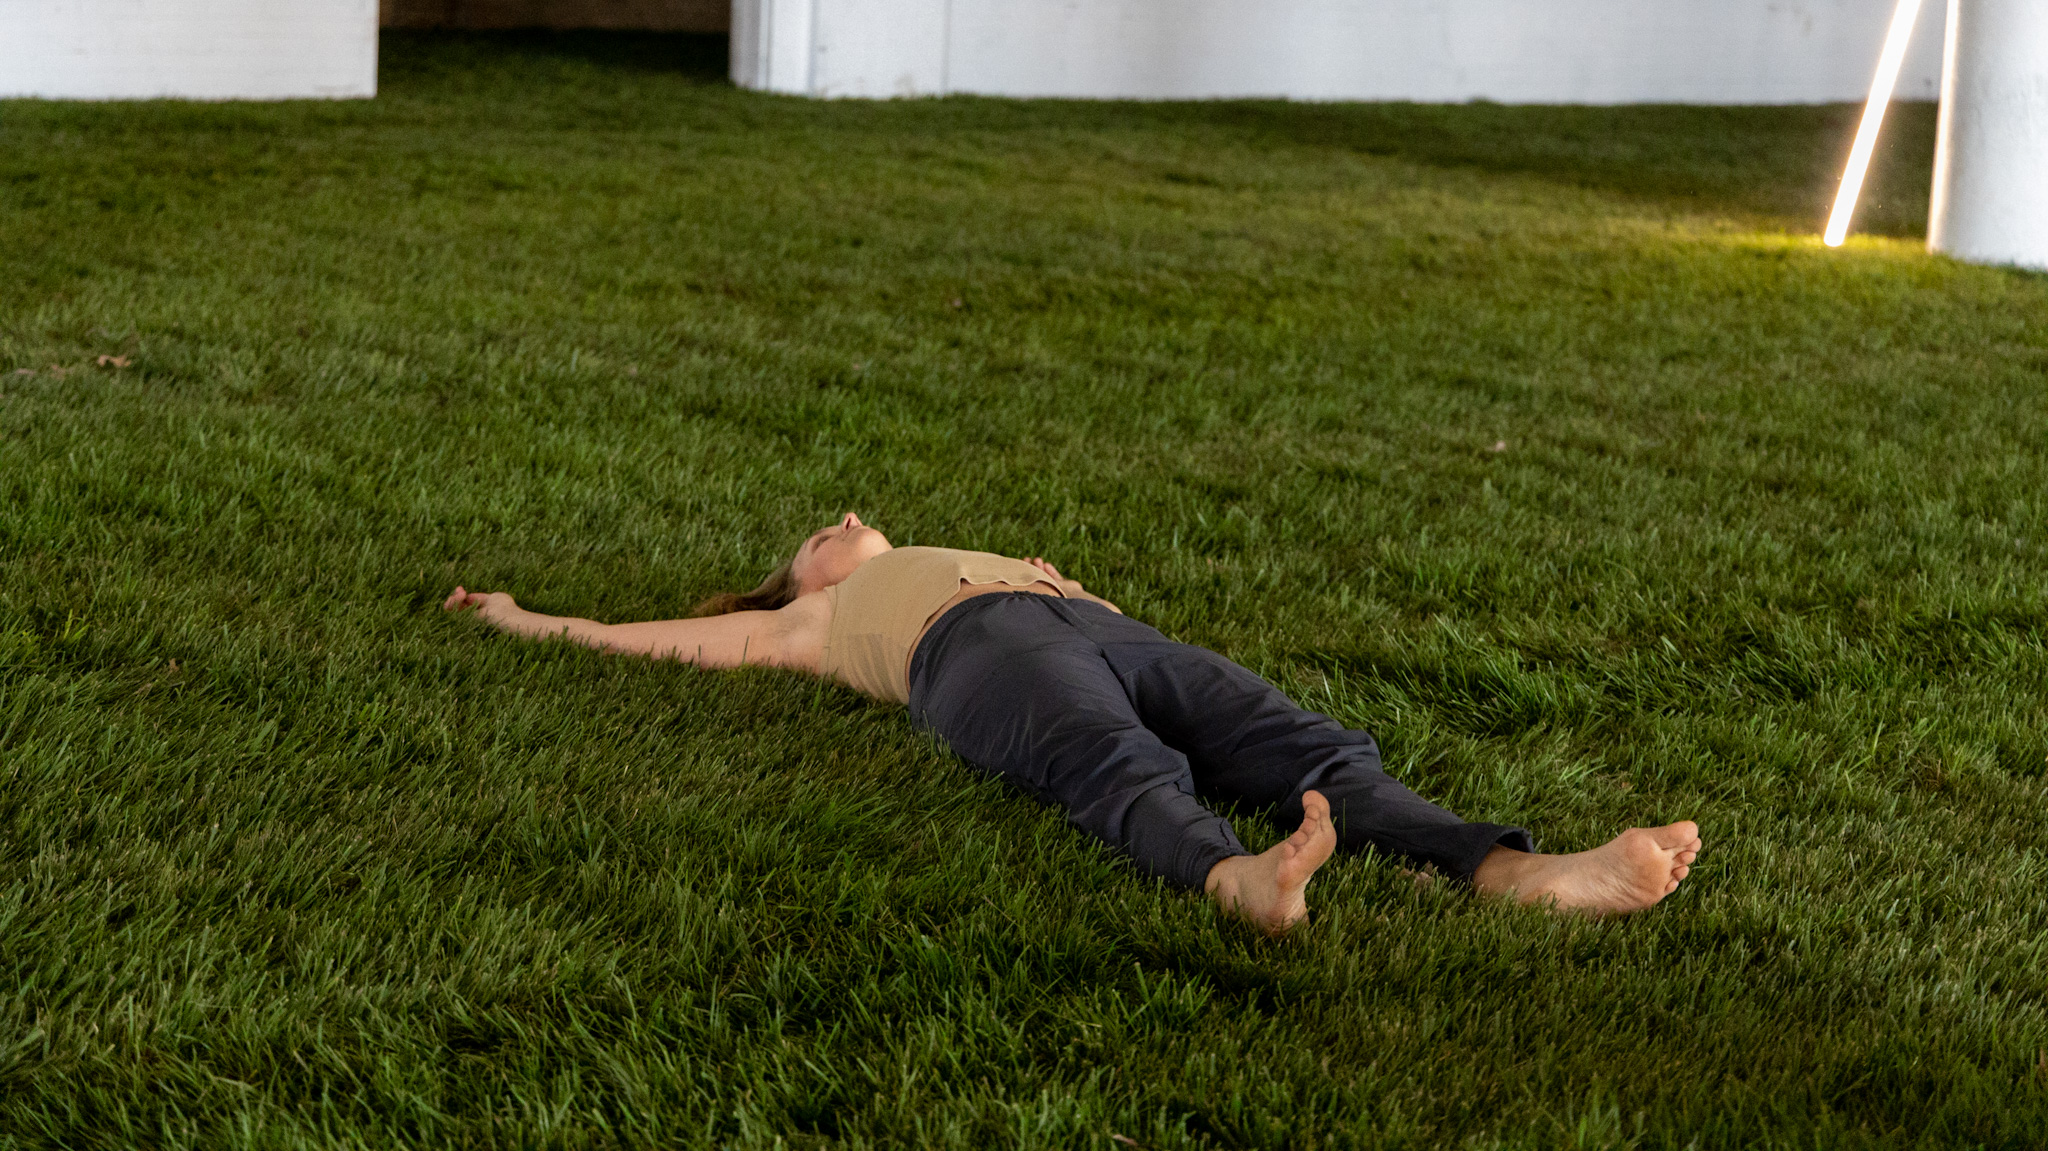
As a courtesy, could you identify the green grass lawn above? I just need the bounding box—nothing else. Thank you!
[4,32,2046,1150]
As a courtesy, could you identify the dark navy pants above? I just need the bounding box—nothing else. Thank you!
[907,593,1533,891]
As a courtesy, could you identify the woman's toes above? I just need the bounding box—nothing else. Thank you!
[1650,821,1699,850]
[1672,864,1690,881]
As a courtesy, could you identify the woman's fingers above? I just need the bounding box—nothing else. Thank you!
[444,587,491,612]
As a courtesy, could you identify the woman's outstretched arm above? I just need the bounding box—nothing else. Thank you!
[442,587,824,670]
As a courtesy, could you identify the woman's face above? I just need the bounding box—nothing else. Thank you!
[791,512,892,595]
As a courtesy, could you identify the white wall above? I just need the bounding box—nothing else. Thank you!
[734,0,1947,104]
[0,0,379,100]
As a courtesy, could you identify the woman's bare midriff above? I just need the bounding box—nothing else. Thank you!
[909,578,1063,665]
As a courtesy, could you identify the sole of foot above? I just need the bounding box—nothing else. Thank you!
[1474,821,1702,916]
[1205,790,1339,935]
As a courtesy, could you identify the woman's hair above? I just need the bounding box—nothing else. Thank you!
[692,559,802,617]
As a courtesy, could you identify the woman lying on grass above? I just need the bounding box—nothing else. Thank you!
[445,514,1701,933]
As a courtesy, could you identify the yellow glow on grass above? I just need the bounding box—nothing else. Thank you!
[1824,0,1927,248]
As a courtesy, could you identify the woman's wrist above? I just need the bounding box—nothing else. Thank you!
[483,601,538,634]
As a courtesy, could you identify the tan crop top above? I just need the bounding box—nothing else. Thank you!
[821,546,1065,704]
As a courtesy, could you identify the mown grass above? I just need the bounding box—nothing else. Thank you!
[3,31,2045,1150]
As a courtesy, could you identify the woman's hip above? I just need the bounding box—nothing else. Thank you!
[907,592,1141,725]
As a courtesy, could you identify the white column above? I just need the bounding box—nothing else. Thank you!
[730,0,815,95]
[1928,0,2048,271]
[812,0,948,97]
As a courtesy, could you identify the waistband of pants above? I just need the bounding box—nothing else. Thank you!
[907,590,1079,709]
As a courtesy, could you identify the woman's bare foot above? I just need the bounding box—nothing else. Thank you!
[1205,791,1338,935]
[1472,822,1702,915]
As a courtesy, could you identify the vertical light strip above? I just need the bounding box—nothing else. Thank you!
[1825,0,1928,247]
[1925,0,1962,250]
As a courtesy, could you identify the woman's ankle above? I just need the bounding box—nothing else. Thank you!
[1471,844,1540,895]
[1203,853,1255,900]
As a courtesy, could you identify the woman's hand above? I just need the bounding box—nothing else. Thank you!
[443,586,522,629]
[1024,557,1067,583]
[1023,557,1122,614]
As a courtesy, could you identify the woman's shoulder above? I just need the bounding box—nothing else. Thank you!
[781,588,835,626]
[770,589,834,670]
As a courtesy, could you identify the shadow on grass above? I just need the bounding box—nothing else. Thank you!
[1215,99,1939,237]
[380,29,730,84]
[373,31,1938,237]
